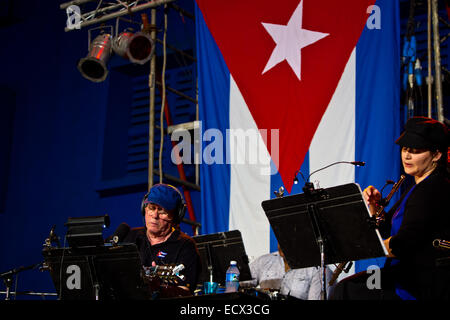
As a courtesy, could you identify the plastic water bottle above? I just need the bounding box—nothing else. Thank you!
[225,260,240,293]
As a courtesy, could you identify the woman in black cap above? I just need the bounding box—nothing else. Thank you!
[330,116,449,300]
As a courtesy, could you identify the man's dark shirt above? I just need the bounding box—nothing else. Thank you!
[122,227,201,292]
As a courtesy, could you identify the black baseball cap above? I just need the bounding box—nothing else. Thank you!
[395,116,448,151]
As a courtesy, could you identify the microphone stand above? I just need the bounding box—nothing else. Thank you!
[301,181,329,300]
[0,262,43,300]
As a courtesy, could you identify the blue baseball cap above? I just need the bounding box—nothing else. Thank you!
[143,184,182,212]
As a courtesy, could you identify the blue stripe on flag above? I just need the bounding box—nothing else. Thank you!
[196,3,231,235]
[354,0,401,272]
[269,151,310,252]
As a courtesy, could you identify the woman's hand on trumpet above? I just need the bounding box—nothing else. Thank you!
[363,185,381,216]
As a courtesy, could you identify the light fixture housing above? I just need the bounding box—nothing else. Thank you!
[77,32,113,83]
[112,30,154,65]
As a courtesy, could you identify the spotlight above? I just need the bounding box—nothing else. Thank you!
[76,19,154,83]
[78,31,113,83]
[113,29,154,65]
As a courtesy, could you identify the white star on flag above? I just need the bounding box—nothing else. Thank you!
[262,0,329,80]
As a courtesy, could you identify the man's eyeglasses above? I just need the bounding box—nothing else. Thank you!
[145,204,170,217]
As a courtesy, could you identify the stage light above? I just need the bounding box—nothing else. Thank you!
[77,32,113,83]
[77,17,154,83]
[112,29,154,65]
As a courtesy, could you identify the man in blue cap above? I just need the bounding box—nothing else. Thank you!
[142,183,186,245]
[121,183,201,296]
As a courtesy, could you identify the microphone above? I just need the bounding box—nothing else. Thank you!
[44,225,61,248]
[50,225,61,246]
[308,161,366,182]
[111,223,130,245]
[293,169,307,185]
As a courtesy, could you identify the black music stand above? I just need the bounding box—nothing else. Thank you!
[261,183,387,300]
[42,243,151,300]
[193,230,252,286]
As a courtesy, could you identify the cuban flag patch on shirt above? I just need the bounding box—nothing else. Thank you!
[157,251,168,259]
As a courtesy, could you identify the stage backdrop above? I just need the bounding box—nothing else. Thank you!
[195,0,400,274]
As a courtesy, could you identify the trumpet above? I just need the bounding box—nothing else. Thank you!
[328,175,406,286]
[433,239,450,250]
[374,175,406,226]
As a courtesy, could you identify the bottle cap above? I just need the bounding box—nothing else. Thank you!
[230,260,237,265]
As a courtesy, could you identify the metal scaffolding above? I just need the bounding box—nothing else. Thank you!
[431,0,445,122]
[60,0,200,232]
[61,0,176,32]
[404,0,447,122]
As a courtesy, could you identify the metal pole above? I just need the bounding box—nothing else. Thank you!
[148,9,157,191]
[152,169,200,191]
[195,79,199,186]
[154,38,196,62]
[0,291,58,298]
[60,0,96,10]
[155,81,197,103]
[64,0,176,32]
[427,0,432,117]
[431,0,444,122]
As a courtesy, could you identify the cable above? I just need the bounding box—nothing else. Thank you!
[159,4,168,183]
[147,10,156,190]
[380,179,395,196]
[58,236,67,300]
[13,273,18,300]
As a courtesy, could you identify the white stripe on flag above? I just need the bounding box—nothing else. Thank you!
[309,48,357,281]
[228,75,272,261]
[309,48,356,188]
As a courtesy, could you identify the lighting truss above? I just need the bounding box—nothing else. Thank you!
[60,0,176,32]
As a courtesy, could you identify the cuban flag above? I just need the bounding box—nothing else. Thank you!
[157,251,168,259]
[195,0,401,273]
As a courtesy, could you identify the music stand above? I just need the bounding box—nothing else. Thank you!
[42,243,151,300]
[193,230,252,286]
[261,183,387,300]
